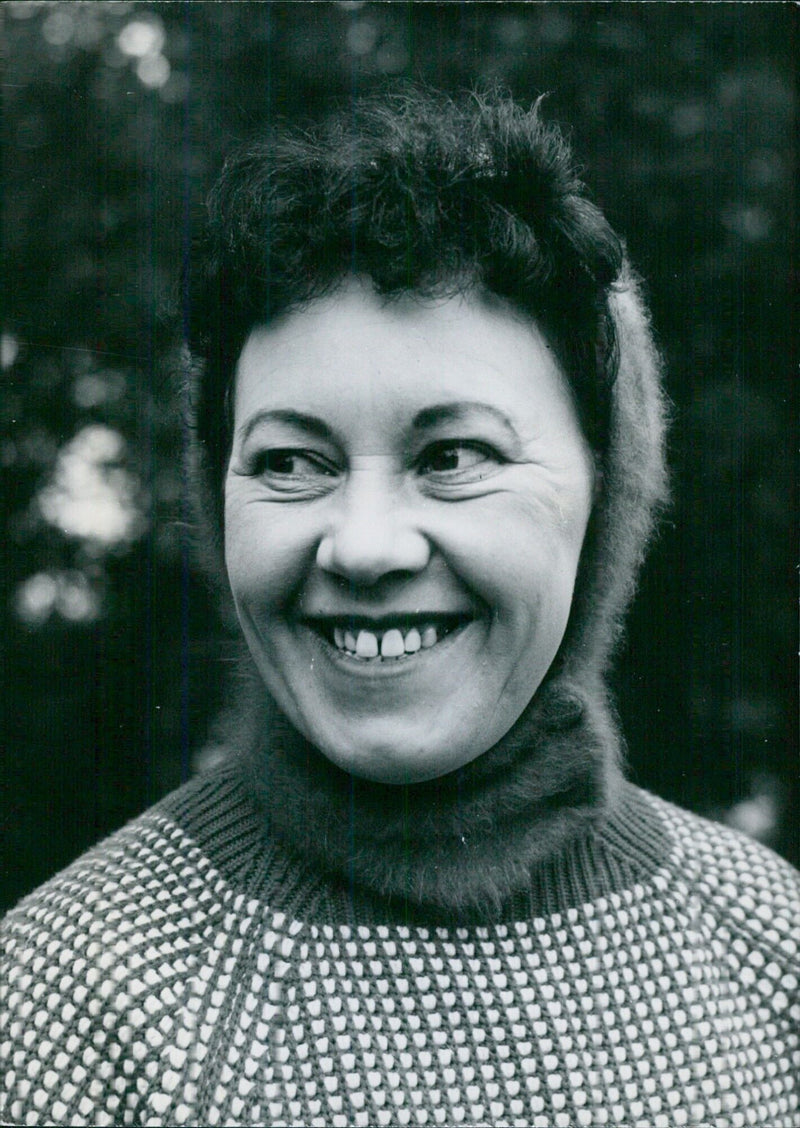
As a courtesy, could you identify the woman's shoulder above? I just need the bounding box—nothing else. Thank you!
[0,765,273,1123]
[0,767,251,977]
[626,783,800,959]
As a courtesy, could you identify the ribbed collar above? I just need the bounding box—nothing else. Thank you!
[165,669,672,923]
[164,760,672,927]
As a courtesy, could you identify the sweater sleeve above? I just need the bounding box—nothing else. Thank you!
[652,794,800,1047]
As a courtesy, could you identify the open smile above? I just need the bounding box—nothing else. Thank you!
[303,613,474,661]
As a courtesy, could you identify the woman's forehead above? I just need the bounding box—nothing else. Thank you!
[232,278,580,438]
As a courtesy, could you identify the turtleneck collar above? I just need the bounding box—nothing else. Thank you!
[227,659,626,919]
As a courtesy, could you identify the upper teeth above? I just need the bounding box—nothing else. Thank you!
[332,624,440,658]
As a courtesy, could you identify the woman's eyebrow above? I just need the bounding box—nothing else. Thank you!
[412,401,519,438]
[238,409,335,445]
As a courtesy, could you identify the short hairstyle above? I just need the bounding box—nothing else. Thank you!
[186,87,667,670]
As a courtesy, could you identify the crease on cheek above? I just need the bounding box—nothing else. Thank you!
[524,484,593,538]
[553,497,591,537]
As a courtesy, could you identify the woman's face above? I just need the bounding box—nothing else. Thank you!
[225,279,594,784]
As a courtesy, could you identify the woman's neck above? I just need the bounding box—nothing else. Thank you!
[228,660,625,918]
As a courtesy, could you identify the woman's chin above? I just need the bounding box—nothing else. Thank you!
[313,726,485,786]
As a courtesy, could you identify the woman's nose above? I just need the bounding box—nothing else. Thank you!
[315,467,431,586]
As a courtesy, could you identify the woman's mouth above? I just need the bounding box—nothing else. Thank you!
[305,615,472,661]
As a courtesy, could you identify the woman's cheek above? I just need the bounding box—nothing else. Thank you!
[226,499,321,611]
[435,500,566,602]
[225,493,277,602]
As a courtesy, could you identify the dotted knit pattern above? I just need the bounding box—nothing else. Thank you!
[1,776,798,1127]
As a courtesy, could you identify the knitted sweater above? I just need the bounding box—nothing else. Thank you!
[1,765,798,1127]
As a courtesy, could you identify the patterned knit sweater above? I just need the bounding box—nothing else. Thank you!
[1,765,798,1128]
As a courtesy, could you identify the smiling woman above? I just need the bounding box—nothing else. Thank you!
[1,88,798,1127]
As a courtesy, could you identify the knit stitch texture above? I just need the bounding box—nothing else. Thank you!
[1,767,798,1127]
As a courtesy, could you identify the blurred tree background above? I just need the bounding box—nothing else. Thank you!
[1,1,796,912]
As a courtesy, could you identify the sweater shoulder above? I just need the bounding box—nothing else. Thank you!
[629,785,800,963]
[0,769,242,983]
[0,768,277,1123]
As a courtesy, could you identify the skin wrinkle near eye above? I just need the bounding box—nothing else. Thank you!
[237,447,588,525]
[248,451,511,498]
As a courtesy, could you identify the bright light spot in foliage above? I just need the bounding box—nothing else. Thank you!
[42,7,76,47]
[136,52,170,89]
[726,794,777,841]
[57,570,101,621]
[38,424,145,548]
[116,15,170,90]
[14,570,101,627]
[14,572,58,626]
[72,370,126,409]
[1,333,19,370]
[725,775,782,843]
[117,17,165,59]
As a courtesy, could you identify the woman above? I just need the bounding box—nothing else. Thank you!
[2,89,798,1127]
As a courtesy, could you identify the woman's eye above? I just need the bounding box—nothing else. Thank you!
[417,441,499,477]
[253,449,338,484]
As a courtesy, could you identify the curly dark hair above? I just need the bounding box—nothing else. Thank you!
[187,87,666,672]
[187,89,623,508]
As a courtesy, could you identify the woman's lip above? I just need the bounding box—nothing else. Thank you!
[299,611,475,631]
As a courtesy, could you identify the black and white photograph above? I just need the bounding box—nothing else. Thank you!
[1,3,798,1125]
